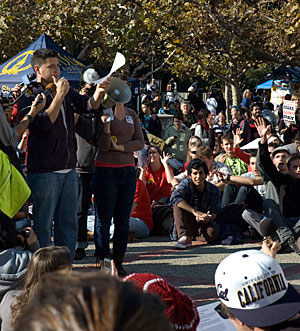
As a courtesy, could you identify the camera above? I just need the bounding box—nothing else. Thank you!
[17,228,30,239]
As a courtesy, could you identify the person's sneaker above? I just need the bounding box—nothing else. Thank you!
[287,237,300,255]
[259,217,277,237]
[175,236,192,249]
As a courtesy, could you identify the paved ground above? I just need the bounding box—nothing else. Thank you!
[73,236,300,307]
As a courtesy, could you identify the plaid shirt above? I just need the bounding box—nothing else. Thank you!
[171,177,221,215]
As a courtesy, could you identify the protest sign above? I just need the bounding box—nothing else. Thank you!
[147,133,165,150]
[283,100,296,125]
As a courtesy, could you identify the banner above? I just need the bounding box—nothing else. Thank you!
[283,100,296,125]
[147,133,165,150]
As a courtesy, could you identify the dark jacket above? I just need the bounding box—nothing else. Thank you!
[258,141,300,218]
[75,116,99,174]
[20,82,90,173]
[141,113,162,138]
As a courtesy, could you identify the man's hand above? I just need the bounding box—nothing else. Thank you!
[192,210,212,223]
[96,77,111,95]
[255,117,270,144]
[207,113,216,129]
[216,171,229,183]
[54,76,69,98]
[22,129,30,139]
[261,239,281,259]
[30,93,46,116]
[12,84,22,98]
[17,227,38,247]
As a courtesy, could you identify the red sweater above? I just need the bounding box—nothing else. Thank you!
[131,179,153,231]
[144,164,172,202]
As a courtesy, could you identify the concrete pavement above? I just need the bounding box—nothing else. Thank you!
[73,236,300,307]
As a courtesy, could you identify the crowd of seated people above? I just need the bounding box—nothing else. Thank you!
[137,90,300,254]
[2,69,300,256]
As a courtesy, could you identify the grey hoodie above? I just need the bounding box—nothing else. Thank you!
[0,248,32,302]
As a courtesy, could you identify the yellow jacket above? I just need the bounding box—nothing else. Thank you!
[0,150,31,218]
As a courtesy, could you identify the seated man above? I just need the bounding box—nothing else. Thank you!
[170,159,220,249]
[220,151,265,212]
[256,117,300,254]
[215,249,300,330]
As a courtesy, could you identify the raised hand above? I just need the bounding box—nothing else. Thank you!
[207,113,216,128]
[160,151,172,165]
[232,128,243,147]
[254,117,270,143]
[96,77,111,95]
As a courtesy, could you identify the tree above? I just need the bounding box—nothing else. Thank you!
[0,0,299,104]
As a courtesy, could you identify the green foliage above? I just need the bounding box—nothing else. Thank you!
[0,0,299,96]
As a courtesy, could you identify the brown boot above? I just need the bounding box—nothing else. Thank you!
[113,251,128,277]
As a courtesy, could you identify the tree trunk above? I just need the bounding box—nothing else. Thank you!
[224,82,230,122]
[231,84,240,106]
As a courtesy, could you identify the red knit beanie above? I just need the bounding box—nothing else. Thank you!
[123,273,199,330]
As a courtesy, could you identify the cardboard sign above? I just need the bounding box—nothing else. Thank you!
[283,100,296,125]
[147,133,165,150]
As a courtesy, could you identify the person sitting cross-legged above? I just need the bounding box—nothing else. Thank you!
[170,159,220,249]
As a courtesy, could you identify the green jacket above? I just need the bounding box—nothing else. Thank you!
[0,150,31,218]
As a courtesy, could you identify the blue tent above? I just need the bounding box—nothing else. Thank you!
[256,79,273,89]
[0,33,85,93]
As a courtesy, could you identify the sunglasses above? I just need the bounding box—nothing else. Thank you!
[189,150,197,154]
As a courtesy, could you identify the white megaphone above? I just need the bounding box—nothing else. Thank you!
[101,77,132,109]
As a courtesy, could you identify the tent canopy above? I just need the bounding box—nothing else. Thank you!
[0,33,85,93]
[256,79,273,89]
[270,65,300,80]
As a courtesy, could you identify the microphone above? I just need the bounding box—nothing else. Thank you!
[35,83,56,106]
[82,68,100,85]
[19,73,36,88]
[9,73,37,105]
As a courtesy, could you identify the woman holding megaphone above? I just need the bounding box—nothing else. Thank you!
[92,74,144,277]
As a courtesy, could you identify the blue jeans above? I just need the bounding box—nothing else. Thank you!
[27,170,78,260]
[76,173,93,249]
[263,199,300,242]
[93,167,136,259]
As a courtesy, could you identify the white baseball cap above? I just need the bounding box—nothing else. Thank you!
[215,250,300,327]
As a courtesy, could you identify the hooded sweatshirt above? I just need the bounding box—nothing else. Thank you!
[0,248,32,302]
